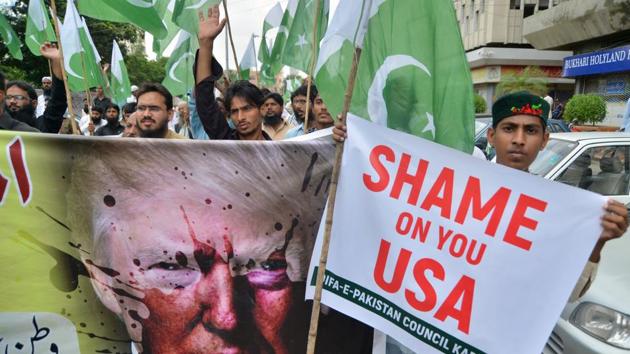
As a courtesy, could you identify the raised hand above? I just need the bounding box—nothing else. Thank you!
[40,42,60,61]
[198,5,227,46]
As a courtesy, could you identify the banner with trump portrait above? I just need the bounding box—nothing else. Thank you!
[0,131,377,353]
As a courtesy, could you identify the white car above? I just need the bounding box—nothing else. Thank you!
[529,132,630,353]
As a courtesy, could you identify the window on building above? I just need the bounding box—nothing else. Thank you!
[524,3,535,17]
[509,0,520,9]
[539,0,549,10]
[464,16,469,35]
[471,0,475,15]
[480,0,485,13]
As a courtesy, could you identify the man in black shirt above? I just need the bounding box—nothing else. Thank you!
[95,103,124,136]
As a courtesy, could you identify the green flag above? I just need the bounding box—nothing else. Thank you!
[172,0,221,35]
[162,29,198,97]
[110,40,131,106]
[315,0,474,152]
[258,2,283,87]
[77,0,167,39]
[268,0,298,76]
[281,0,329,73]
[239,34,257,81]
[152,0,179,58]
[0,12,23,60]
[79,17,106,89]
[60,0,90,92]
[25,0,57,56]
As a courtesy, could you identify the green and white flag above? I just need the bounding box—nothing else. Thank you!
[77,0,167,39]
[239,34,257,81]
[315,0,474,152]
[0,12,23,60]
[60,1,104,92]
[268,0,298,76]
[172,0,221,35]
[162,29,198,97]
[258,2,283,86]
[110,40,131,106]
[25,0,57,56]
[152,0,179,58]
[281,0,329,73]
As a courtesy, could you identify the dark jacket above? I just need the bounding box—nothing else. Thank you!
[35,75,67,133]
[193,53,270,141]
[0,111,40,132]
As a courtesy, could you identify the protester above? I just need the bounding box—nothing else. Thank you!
[35,76,52,117]
[135,83,186,139]
[81,106,106,136]
[122,111,139,138]
[0,71,39,132]
[333,91,628,302]
[174,101,193,138]
[95,103,124,136]
[288,84,308,127]
[1,43,67,133]
[261,92,294,140]
[188,91,210,140]
[285,87,334,139]
[121,102,136,122]
[194,7,271,141]
[93,85,112,112]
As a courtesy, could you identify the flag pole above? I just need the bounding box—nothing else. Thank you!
[49,1,79,135]
[221,0,241,79]
[306,46,363,354]
[252,34,260,86]
[303,0,322,134]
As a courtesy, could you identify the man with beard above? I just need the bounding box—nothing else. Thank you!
[285,87,334,139]
[135,83,186,139]
[80,106,106,136]
[0,72,39,132]
[194,7,271,141]
[95,103,124,136]
[261,93,294,140]
[36,76,52,117]
[288,85,308,127]
[3,43,67,133]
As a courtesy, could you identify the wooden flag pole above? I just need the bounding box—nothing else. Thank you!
[49,1,79,135]
[303,0,323,134]
[306,46,363,354]
[222,0,241,79]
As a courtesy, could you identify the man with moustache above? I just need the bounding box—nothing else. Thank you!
[80,106,106,136]
[194,7,270,141]
[285,87,334,139]
[3,43,67,133]
[288,85,308,127]
[95,103,124,136]
[0,72,39,132]
[135,83,186,139]
[261,93,294,140]
[36,76,52,117]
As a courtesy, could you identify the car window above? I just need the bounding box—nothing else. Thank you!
[529,139,577,177]
[556,145,630,196]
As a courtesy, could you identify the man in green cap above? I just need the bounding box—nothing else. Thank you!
[332,90,628,300]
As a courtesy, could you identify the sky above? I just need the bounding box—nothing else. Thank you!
[147,0,340,72]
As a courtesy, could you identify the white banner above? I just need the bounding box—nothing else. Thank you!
[307,115,605,354]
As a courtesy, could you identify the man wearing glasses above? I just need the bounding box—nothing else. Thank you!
[135,83,187,139]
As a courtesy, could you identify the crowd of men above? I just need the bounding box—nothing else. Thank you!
[0,5,628,353]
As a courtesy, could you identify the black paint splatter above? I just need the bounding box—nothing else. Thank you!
[103,195,116,207]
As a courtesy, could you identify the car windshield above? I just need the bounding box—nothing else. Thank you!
[529,138,578,176]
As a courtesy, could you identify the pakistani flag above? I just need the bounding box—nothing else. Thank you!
[281,0,329,73]
[110,40,131,106]
[259,2,283,86]
[172,0,221,35]
[267,0,299,75]
[314,0,474,152]
[239,35,257,81]
[152,0,179,57]
[25,0,57,56]
[61,0,100,92]
[162,29,198,97]
[0,12,23,60]
[77,0,167,39]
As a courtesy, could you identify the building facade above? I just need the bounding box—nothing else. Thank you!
[523,0,630,126]
[454,0,574,113]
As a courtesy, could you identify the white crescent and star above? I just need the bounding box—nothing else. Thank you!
[367,54,435,138]
[127,0,155,8]
[169,52,195,83]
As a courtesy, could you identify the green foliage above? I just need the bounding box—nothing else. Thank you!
[474,93,487,113]
[0,0,142,85]
[563,94,607,125]
[496,66,548,98]
[125,52,168,85]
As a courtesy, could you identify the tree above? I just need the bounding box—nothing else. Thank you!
[474,93,487,114]
[125,52,168,85]
[495,66,548,98]
[563,94,607,125]
[0,0,141,85]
